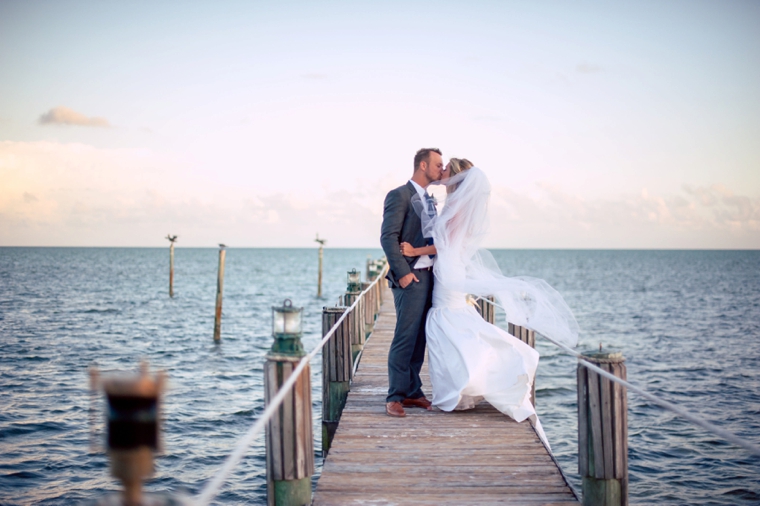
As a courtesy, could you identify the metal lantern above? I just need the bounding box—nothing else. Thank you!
[368,263,379,281]
[271,299,305,356]
[347,268,362,292]
[90,362,166,506]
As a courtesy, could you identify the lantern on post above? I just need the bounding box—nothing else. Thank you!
[90,362,171,506]
[270,299,305,356]
[346,268,362,293]
[264,299,314,506]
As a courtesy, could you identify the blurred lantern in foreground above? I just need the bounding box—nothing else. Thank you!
[90,363,187,505]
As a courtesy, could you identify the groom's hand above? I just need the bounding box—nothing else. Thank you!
[399,272,419,288]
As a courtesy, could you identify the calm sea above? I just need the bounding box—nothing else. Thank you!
[1,248,758,505]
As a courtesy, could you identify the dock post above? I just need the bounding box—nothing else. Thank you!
[166,235,177,297]
[345,269,364,363]
[374,258,387,305]
[475,296,495,324]
[367,263,381,318]
[213,245,226,343]
[315,234,326,298]
[265,300,314,506]
[321,306,351,455]
[509,323,537,407]
[360,282,374,338]
[578,351,628,506]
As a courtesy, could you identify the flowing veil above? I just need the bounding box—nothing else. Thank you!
[415,167,580,349]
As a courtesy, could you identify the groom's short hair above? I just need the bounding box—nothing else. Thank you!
[413,148,442,172]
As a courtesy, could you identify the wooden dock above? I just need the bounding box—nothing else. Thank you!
[313,286,580,506]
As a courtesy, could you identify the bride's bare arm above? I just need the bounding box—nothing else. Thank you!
[400,242,437,257]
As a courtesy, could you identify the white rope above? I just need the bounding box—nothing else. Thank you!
[194,264,388,506]
[475,296,760,458]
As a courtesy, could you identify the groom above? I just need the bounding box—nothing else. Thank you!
[380,148,445,417]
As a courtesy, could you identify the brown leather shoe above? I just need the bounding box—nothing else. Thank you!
[403,396,433,410]
[385,401,406,417]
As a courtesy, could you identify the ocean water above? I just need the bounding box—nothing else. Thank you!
[0,248,758,505]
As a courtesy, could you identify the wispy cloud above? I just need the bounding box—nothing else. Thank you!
[488,183,759,248]
[38,106,110,127]
[1,140,758,248]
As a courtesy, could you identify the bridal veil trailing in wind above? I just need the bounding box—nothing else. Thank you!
[418,167,580,350]
[415,166,580,449]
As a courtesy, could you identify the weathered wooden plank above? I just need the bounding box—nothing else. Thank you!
[265,362,282,479]
[577,363,589,476]
[601,363,614,478]
[587,367,605,480]
[280,361,295,481]
[294,364,306,477]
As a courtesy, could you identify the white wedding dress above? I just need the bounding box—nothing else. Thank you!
[426,282,539,421]
[426,271,551,446]
[416,167,580,448]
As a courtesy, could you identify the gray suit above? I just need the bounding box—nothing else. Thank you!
[380,181,433,403]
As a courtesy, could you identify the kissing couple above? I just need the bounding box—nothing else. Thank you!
[379,148,580,442]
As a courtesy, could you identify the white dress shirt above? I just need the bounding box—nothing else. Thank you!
[408,180,435,269]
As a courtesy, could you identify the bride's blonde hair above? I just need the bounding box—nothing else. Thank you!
[446,158,474,193]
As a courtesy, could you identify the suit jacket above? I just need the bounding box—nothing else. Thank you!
[380,181,428,288]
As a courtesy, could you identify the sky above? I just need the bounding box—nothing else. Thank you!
[0,0,758,248]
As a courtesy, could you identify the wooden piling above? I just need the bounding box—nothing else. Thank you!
[475,295,495,324]
[344,290,364,363]
[264,356,314,506]
[166,235,177,298]
[578,351,628,506]
[213,247,226,343]
[315,234,326,298]
[321,307,352,455]
[360,282,374,338]
[509,323,537,408]
[367,264,381,318]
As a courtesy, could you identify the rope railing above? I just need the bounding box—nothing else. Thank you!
[475,296,760,458]
[194,263,388,506]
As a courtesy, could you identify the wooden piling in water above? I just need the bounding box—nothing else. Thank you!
[578,351,628,506]
[321,306,352,455]
[265,302,314,506]
[166,235,177,298]
[213,246,226,343]
[509,323,537,408]
[315,234,326,298]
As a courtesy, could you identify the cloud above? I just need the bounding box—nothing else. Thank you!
[301,73,327,80]
[38,106,111,127]
[1,140,758,248]
[576,62,602,74]
[488,182,759,248]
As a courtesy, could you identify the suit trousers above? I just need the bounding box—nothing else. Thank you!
[387,268,433,403]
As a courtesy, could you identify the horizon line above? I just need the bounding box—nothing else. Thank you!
[1,246,758,251]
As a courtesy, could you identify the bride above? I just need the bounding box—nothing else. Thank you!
[400,159,579,444]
